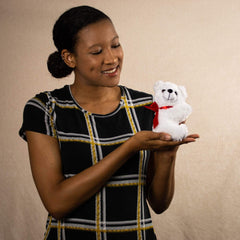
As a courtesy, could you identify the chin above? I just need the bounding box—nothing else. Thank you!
[105,77,121,88]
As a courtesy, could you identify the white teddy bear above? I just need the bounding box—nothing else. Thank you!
[146,81,192,141]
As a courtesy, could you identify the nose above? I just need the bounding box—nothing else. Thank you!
[104,49,117,65]
[168,89,173,93]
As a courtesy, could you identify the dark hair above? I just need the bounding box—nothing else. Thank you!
[47,6,111,78]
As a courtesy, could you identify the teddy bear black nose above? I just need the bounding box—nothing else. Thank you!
[168,89,173,93]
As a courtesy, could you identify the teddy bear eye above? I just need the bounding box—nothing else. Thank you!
[175,91,178,95]
[162,89,166,93]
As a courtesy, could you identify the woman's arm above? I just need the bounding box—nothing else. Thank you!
[26,130,198,219]
[146,134,199,214]
[26,131,137,219]
[26,130,178,219]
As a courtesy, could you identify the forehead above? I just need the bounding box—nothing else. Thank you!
[162,82,178,89]
[76,20,118,47]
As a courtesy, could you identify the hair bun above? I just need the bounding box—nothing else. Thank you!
[47,51,73,78]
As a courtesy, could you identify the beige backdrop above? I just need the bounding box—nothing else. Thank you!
[1,0,240,239]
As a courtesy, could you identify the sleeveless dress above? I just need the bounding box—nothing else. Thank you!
[19,85,156,240]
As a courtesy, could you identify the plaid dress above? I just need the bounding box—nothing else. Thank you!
[19,85,156,240]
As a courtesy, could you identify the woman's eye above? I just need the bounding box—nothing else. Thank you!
[112,43,120,49]
[91,50,102,55]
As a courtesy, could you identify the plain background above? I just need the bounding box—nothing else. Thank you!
[1,0,240,239]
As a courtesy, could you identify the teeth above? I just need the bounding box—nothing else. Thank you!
[103,67,117,74]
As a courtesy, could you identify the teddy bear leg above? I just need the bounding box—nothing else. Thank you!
[170,124,188,141]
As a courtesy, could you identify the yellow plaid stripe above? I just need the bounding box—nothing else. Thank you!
[59,138,126,146]
[106,181,145,187]
[137,151,144,240]
[57,220,61,240]
[49,107,57,138]
[84,112,101,240]
[122,95,144,240]
[44,216,52,240]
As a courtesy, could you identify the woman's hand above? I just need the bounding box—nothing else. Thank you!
[129,130,199,153]
[155,133,199,158]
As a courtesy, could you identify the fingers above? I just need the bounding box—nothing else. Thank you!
[148,138,183,150]
[142,131,172,141]
[154,132,199,144]
[187,134,200,139]
[181,134,200,143]
[158,132,172,141]
[134,131,199,151]
[158,133,199,147]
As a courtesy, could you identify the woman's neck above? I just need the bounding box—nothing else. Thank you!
[70,82,121,114]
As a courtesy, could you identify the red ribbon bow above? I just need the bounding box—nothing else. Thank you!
[145,102,173,128]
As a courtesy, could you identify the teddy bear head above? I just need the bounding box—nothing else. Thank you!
[153,81,188,107]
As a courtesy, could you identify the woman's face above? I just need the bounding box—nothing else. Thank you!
[71,19,124,88]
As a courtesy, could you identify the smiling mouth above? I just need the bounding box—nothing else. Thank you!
[102,66,119,74]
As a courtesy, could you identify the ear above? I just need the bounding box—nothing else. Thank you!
[154,80,164,92]
[61,49,76,68]
[178,85,188,98]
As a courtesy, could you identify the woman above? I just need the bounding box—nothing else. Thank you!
[19,6,199,240]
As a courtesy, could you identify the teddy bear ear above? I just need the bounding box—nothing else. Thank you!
[178,85,188,98]
[154,80,164,91]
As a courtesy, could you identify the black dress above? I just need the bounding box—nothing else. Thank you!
[19,85,156,240]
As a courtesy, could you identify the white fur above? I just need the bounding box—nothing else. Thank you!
[153,81,192,141]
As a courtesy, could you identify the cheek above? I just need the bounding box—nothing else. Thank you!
[87,59,100,72]
[90,67,95,72]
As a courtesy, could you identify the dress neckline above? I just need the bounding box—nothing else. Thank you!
[67,85,124,117]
